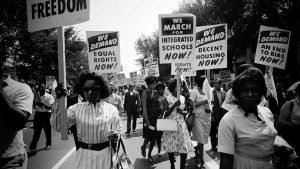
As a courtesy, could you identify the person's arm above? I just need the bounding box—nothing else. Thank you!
[123,93,127,112]
[278,101,300,129]
[141,91,150,126]
[118,96,124,112]
[136,92,141,111]
[164,100,181,118]
[220,153,234,169]
[0,91,30,130]
[194,99,208,107]
[0,83,33,130]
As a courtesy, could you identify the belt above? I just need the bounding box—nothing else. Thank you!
[79,141,110,151]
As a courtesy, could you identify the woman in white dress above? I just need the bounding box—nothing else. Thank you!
[67,73,123,169]
[190,76,211,168]
[218,67,277,169]
[161,79,194,169]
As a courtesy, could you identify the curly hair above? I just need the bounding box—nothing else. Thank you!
[167,79,181,92]
[195,76,206,89]
[144,75,157,86]
[79,72,110,99]
[232,67,267,104]
[155,82,166,91]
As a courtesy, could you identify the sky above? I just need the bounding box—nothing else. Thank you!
[74,0,183,77]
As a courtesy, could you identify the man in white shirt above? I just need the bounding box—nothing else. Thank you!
[0,73,34,169]
[29,84,54,153]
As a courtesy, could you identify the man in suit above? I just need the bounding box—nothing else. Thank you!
[210,80,226,152]
[124,83,140,134]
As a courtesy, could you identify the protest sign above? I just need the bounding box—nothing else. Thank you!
[219,70,231,83]
[254,25,291,69]
[159,13,196,64]
[130,71,138,84]
[46,76,56,89]
[117,73,126,86]
[144,58,160,76]
[86,31,121,73]
[264,67,278,104]
[137,74,146,86]
[195,24,227,70]
[27,0,90,32]
[171,62,196,76]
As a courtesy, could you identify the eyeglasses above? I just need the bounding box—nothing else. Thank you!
[83,86,101,93]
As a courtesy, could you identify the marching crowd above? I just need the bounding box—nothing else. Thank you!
[1,63,300,169]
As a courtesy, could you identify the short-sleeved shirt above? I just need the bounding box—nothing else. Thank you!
[1,76,34,157]
[218,106,277,160]
[36,92,54,112]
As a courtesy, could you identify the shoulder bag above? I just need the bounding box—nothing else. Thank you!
[157,111,178,131]
[111,138,134,169]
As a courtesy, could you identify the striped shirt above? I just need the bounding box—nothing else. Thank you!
[67,100,123,144]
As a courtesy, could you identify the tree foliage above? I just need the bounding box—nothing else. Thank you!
[0,0,88,84]
[135,0,300,83]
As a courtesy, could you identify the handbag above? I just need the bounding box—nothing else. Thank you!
[185,113,195,131]
[111,138,134,169]
[156,111,178,131]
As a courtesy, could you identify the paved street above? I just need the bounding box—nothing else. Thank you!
[23,113,220,169]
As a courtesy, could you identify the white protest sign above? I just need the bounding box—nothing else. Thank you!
[137,74,146,85]
[171,62,196,76]
[27,0,90,32]
[254,25,291,69]
[117,73,126,86]
[130,71,138,84]
[144,58,160,77]
[219,70,231,83]
[46,76,56,89]
[264,67,278,104]
[195,24,227,70]
[86,31,121,73]
[159,13,196,64]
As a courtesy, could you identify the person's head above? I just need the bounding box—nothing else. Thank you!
[128,83,134,91]
[167,79,182,97]
[79,72,110,104]
[232,67,267,110]
[195,76,206,89]
[38,84,46,96]
[144,75,157,90]
[236,63,254,76]
[110,86,117,94]
[156,82,166,96]
[214,79,222,90]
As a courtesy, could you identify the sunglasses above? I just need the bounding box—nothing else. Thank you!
[83,86,101,92]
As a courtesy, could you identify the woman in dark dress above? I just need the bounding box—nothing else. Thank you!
[140,75,161,163]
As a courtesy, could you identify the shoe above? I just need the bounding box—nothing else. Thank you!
[148,156,153,163]
[132,130,136,133]
[141,146,146,158]
[125,131,130,135]
[45,145,51,150]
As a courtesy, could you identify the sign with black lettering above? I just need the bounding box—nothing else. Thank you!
[171,62,196,76]
[130,71,138,84]
[117,73,126,86]
[159,13,196,64]
[27,0,90,32]
[86,31,121,73]
[254,25,291,69]
[144,58,159,77]
[195,24,227,70]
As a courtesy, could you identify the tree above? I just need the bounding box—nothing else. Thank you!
[135,31,171,82]
[175,0,300,83]
[0,0,88,84]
